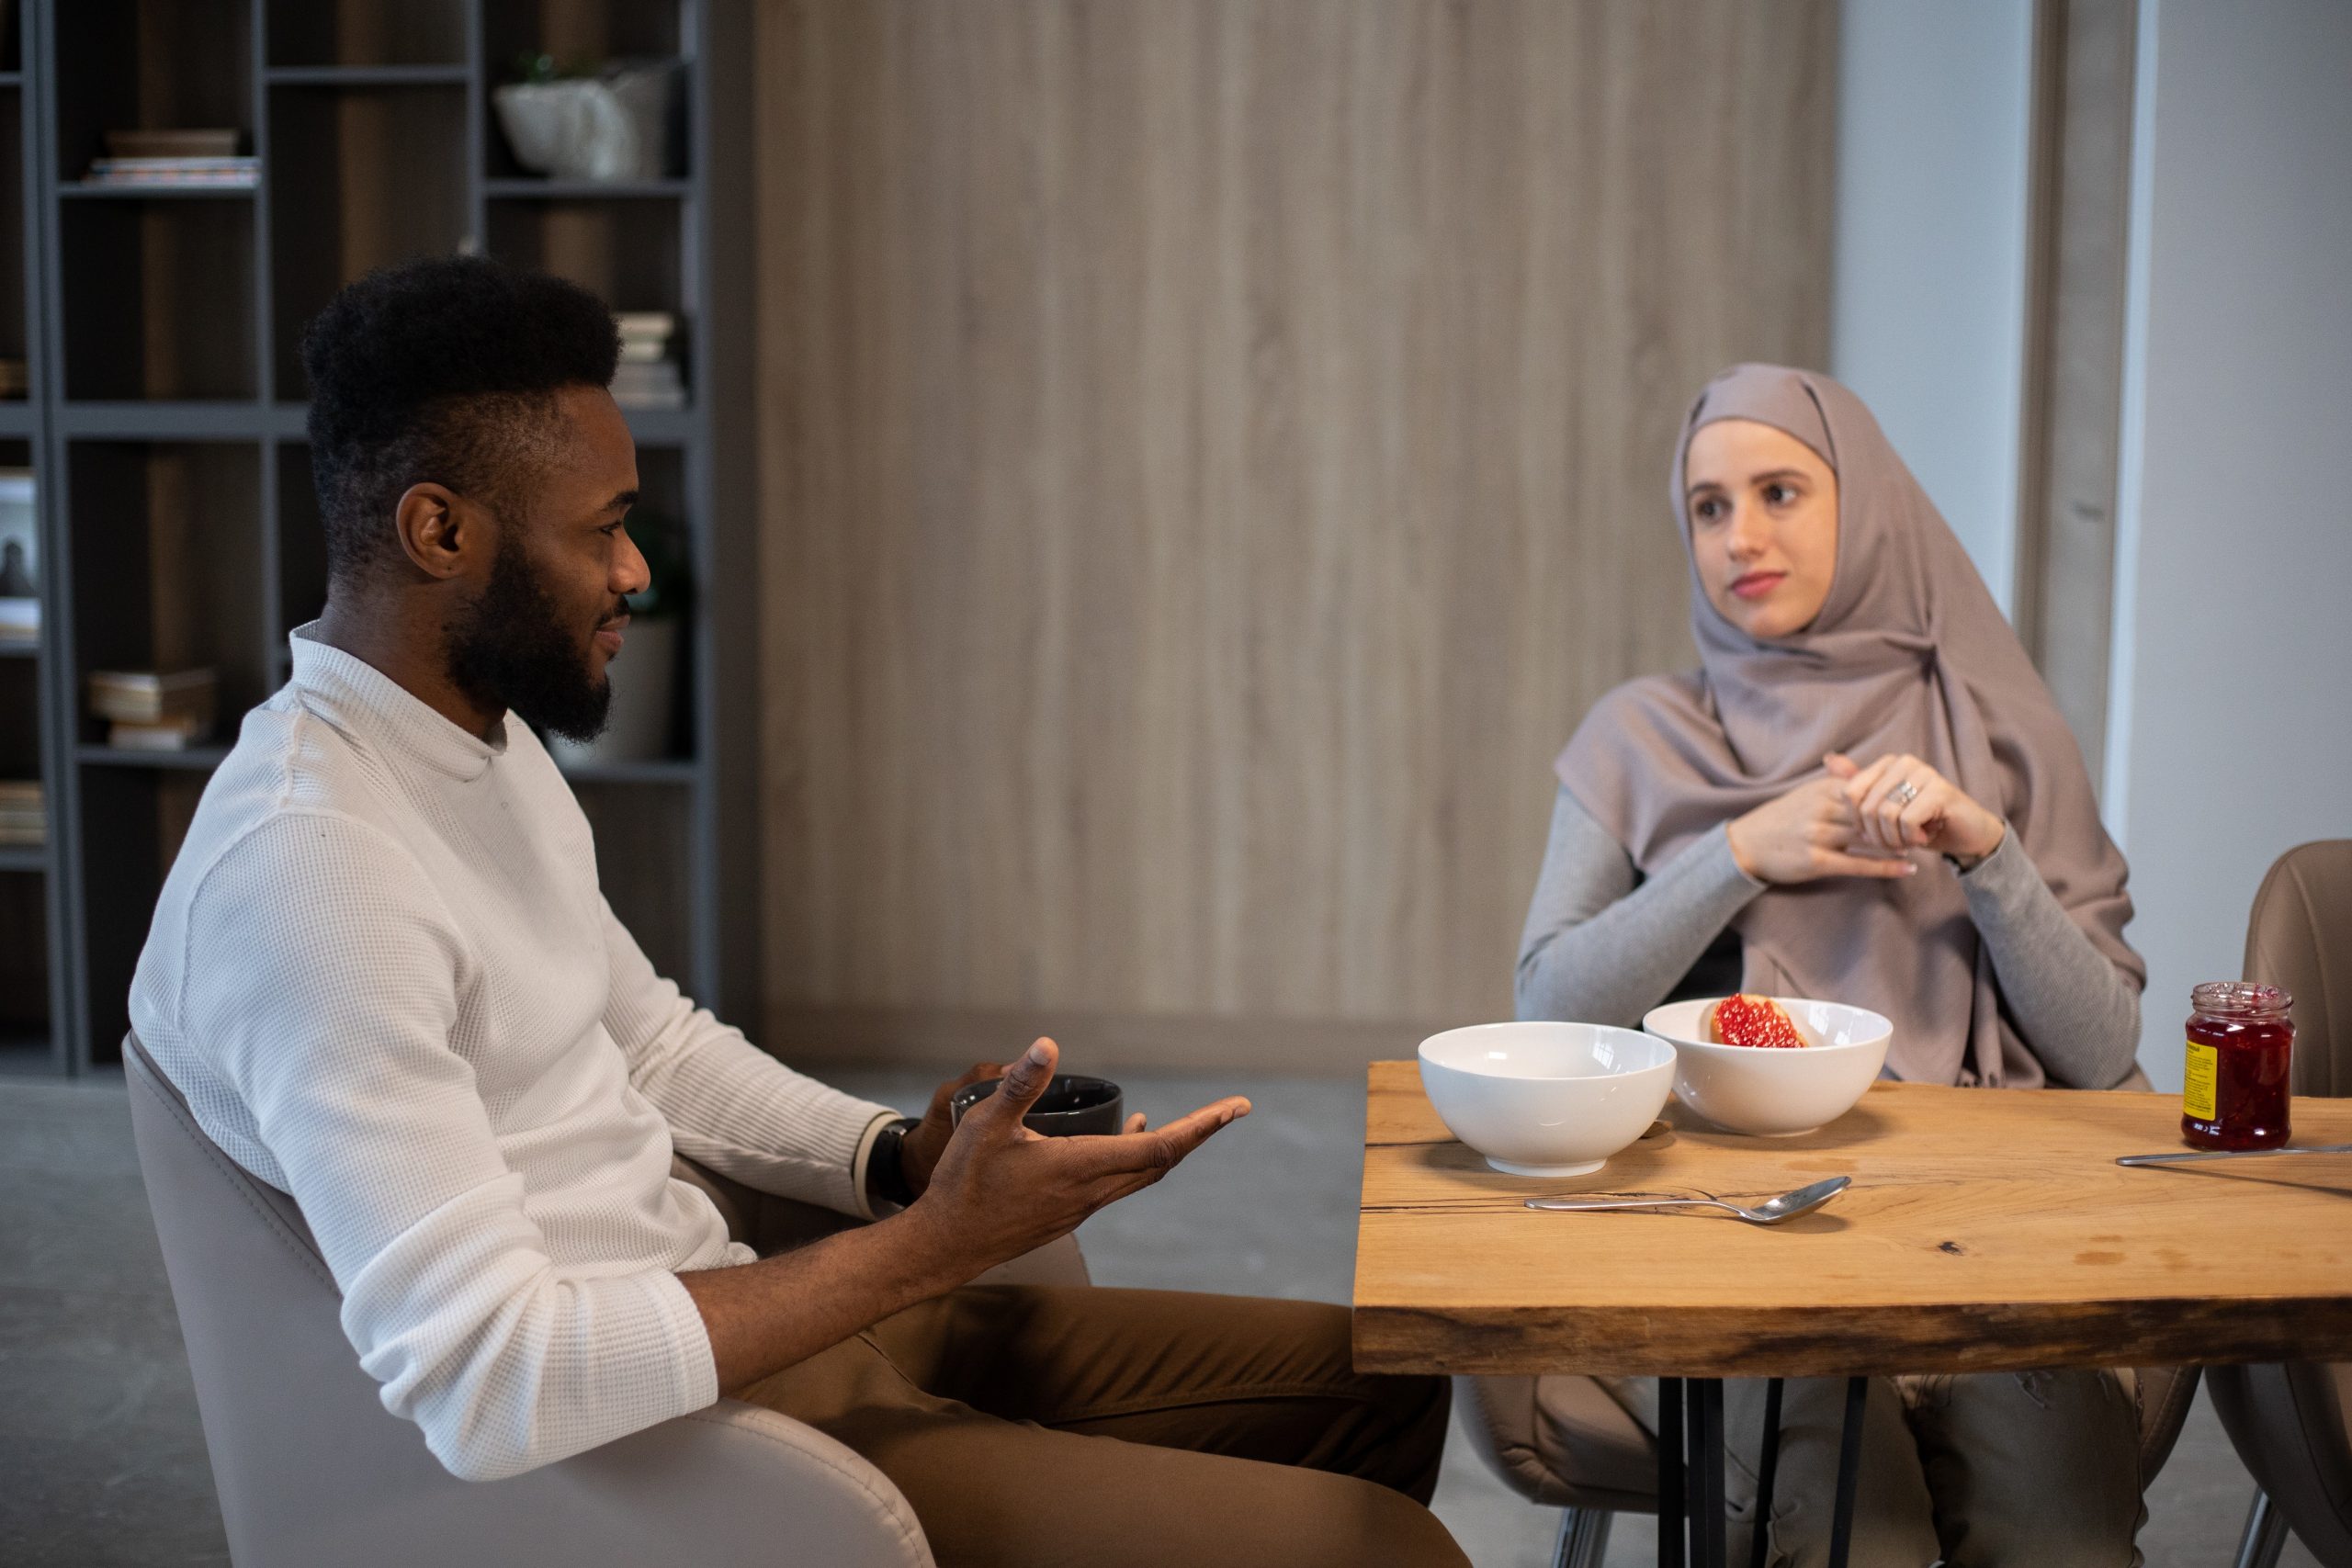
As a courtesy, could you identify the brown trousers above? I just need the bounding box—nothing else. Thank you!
[738,1285,1467,1568]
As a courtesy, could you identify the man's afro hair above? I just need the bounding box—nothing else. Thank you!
[301,255,620,583]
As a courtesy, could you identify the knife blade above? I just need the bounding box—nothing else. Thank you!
[2116,1142,2352,1167]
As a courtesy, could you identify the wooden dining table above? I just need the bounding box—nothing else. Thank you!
[1351,1063,2352,1568]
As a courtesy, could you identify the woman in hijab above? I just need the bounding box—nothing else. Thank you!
[1519,366,2148,1564]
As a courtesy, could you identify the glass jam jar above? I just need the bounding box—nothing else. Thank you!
[2181,981,2293,1150]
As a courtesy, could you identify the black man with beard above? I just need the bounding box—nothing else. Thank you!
[127,257,1463,1568]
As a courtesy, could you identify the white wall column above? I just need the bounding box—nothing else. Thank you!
[2107,0,2352,1084]
[1831,0,2037,611]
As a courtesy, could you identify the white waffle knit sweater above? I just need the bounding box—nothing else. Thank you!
[130,629,898,1481]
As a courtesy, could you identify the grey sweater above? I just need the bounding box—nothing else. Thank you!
[1514,787,2143,1089]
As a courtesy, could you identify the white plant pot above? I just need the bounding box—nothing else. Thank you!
[493,64,676,183]
[547,616,680,767]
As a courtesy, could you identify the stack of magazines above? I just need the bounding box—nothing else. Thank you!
[85,157,257,188]
[85,129,256,190]
[88,668,217,751]
[611,312,685,410]
[0,782,40,849]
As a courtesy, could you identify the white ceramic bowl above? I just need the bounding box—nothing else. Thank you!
[1417,1021,1677,1177]
[1641,997,1893,1136]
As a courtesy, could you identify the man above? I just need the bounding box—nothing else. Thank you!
[128,256,1464,1567]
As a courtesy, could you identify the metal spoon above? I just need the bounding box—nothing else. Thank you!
[1523,1174,1850,1224]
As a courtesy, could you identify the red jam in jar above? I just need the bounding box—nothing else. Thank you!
[2181,981,2293,1151]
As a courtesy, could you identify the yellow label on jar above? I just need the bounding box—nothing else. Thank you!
[2184,1040,2219,1122]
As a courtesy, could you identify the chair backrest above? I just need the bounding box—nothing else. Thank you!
[122,1032,933,1568]
[125,1032,526,1566]
[2207,844,2352,1564]
[2244,839,2352,1097]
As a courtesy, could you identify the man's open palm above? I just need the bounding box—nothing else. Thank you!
[903,1039,1250,1268]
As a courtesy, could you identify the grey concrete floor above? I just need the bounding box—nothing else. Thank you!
[0,1068,2321,1567]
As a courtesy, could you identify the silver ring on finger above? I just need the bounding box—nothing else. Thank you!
[1890,780,1920,807]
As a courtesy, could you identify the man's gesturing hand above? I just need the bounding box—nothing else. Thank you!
[678,1037,1247,1396]
[896,1059,1007,1199]
[901,1037,1250,1276]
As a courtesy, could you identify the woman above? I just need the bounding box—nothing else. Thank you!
[1519,365,2148,1565]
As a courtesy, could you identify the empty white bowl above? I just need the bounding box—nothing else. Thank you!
[1418,1021,1678,1177]
[1641,998,1893,1136]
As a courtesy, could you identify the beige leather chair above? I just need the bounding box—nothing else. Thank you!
[124,1032,1087,1568]
[1456,1285,2201,1561]
[2210,840,2352,1568]
[1453,1375,1657,1566]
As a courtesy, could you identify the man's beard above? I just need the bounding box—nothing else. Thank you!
[445,533,616,743]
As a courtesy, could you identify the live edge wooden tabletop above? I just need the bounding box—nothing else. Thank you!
[1352,1062,2352,1380]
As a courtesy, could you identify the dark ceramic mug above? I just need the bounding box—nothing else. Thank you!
[950,1073,1125,1136]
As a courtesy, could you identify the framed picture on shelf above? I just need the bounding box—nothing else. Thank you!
[0,469,37,646]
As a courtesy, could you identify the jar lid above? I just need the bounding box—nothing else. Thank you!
[2191,980,2293,1018]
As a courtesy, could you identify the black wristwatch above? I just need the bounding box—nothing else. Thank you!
[867,1116,924,1208]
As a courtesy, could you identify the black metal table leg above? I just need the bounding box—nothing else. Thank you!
[1690,1377,1727,1568]
[1684,1380,1700,1563]
[1658,1377,1685,1568]
[1748,1378,1785,1568]
[1826,1376,1869,1568]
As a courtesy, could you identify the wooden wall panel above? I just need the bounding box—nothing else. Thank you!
[753,0,1837,1069]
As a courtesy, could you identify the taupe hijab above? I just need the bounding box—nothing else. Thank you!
[1555,365,2142,1087]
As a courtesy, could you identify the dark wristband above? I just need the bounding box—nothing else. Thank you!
[867,1116,923,1208]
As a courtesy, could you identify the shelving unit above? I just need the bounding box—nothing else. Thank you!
[23,0,757,1074]
[1,0,60,1077]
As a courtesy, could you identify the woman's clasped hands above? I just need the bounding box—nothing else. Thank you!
[1725,751,2007,886]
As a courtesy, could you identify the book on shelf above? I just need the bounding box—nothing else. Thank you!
[84,156,259,189]
[105,129,242,160]
[612,312,684,406]
[91,130,249,187]
[107,716,212,752]
[611,358,685,411]
[87,668,217,730]
[0,781,43,847]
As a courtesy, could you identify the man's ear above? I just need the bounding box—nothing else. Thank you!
[393,482,481,581]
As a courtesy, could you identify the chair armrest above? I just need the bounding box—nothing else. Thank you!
[2131,1364,2202,1485]
[497,1398,932,1568]
[1451,1375,1658,1516]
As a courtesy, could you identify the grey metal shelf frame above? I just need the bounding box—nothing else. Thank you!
[3,0,64,1077]
[25,0,759,1075]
